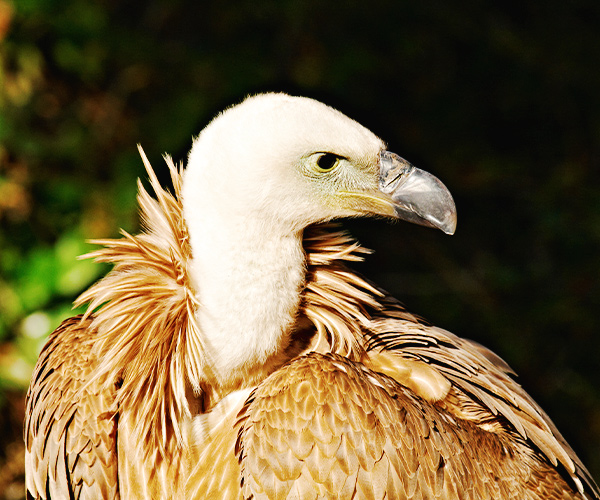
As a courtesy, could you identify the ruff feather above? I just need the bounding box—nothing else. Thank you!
[75,148,202,471]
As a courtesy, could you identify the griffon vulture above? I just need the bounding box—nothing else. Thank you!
[25,93,600,499]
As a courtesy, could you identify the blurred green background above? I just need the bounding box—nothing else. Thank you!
[1,0,599,497]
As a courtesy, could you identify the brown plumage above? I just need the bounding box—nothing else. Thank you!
[25,95,599,499]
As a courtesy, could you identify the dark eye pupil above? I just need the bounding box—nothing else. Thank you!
[317,153,338,170]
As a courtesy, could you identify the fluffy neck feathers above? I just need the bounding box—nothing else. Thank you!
[186,211,306,388]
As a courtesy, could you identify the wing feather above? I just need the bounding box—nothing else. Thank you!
[237,351,591,500]
[25,316,119,500]
[367,297,599,498]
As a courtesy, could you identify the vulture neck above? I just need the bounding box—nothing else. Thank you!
[187,208,306,389]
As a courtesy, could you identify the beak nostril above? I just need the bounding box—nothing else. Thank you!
[379,151,415,192]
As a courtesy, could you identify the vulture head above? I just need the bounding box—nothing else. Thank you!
[180,93,456,388]
[183,93,456,233]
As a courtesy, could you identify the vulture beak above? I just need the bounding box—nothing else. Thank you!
[378,151,457,235]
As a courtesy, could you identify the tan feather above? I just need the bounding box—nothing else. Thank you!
[25,317,119,499]
[72,149,201,492]
[237,353,591,500]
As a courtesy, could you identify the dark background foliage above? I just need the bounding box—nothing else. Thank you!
[1,0,599,497]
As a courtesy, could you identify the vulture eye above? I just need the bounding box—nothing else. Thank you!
[315,153,341,172]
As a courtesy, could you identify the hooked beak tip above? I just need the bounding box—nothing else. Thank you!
[438,212,457,235]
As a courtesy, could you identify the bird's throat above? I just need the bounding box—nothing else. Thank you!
[187,214,306,389]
